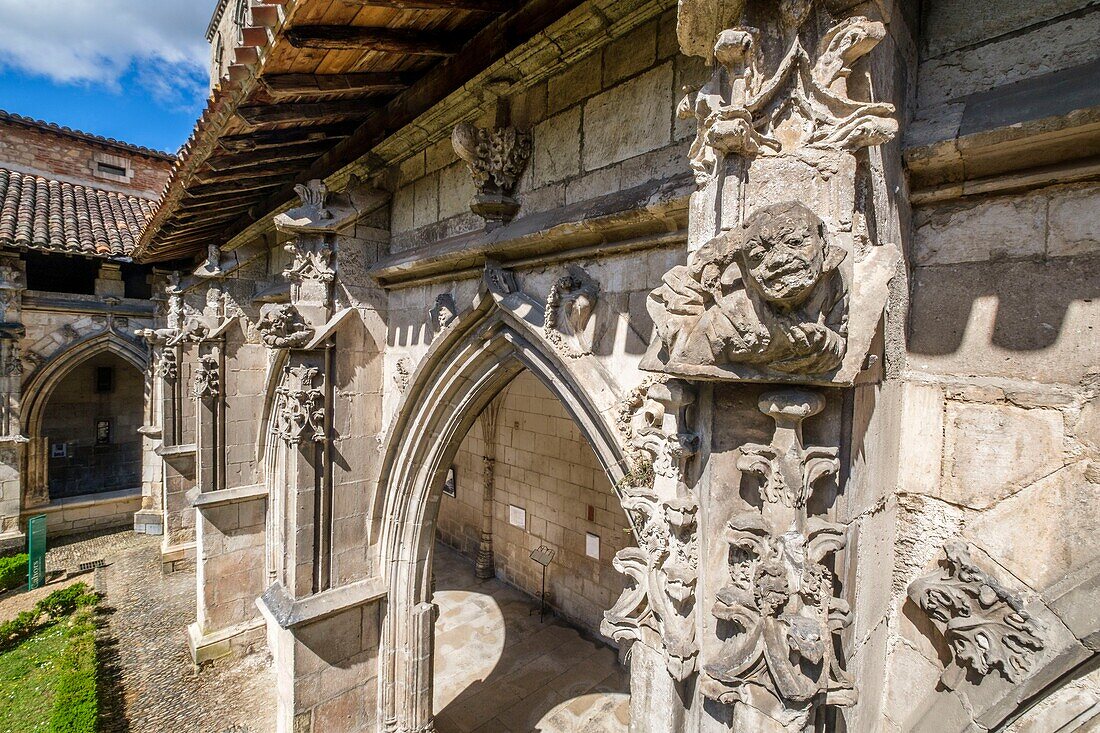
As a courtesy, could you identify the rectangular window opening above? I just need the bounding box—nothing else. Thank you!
[95,366,114,393]
[96,162,128,177]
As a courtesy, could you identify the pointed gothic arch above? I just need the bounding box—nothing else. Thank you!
[372,269,636,732]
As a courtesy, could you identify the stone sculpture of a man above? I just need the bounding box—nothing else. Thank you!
[648,201,847,375]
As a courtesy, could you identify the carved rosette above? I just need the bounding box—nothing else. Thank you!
[701,389,853,729]
[543,266,599,359]
[257,303,315,349]
[273,366,326,445]
[451,122,532,226]
[603,379,701,681]
[908,542,1045,686]
[192,355,220,399]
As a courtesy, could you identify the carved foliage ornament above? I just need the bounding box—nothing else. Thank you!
[452,122,532,225]
[908,542,1045,686]
[273,365,326,445]
[257,303,314,349]
[155,349,178,381]
[544,266,599,359]
[603,380,701,680]
[649,201,848,378]
[679,15,896,186]
[702,390,854,726]
[192,354,220,399]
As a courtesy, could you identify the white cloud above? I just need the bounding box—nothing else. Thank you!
[0,0,211,104]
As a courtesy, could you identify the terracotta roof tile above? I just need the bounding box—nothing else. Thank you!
[0,167,156,259]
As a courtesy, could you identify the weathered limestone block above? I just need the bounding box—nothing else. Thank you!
[582,64,674,171]
[531,107,581,187]
[941,402,1064,510]
[1047,184,1100,258]
[913,195,1047,266]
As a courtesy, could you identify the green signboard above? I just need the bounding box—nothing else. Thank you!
[26,514,46,590]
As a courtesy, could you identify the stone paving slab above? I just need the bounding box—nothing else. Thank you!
[43,529,276,733]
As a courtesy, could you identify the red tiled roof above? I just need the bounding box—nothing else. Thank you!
[0,167,157,259]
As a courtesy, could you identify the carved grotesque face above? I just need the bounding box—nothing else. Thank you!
[713,28,756,68]
[740,202,828,307]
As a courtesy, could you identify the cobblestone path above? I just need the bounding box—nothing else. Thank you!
[46,529,276,733]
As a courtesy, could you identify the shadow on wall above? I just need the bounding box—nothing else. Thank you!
[909,253,1100,355]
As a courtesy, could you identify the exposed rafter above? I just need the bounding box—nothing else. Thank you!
[343,0,510,9]
[284,26,457,55]
[260,72,411,97]
[237,100,373,126]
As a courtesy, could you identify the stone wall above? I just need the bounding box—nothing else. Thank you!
[35,487,141,538]
[41,352,143,499]
[437,370,629,637]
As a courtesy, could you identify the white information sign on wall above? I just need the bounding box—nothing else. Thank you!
[509,504,526,529]
[585,532,600,559]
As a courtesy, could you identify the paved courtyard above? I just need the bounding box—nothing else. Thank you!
[44,529,276,733]
[432,544,630,733]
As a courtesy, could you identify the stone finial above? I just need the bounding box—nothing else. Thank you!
[544,266,599,359]
[451,122,531,227]
[908,542,1045,686]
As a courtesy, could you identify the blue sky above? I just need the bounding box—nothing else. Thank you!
[0,1,214,154]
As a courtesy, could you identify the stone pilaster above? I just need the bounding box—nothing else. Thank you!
[474,399,501,580]
[0,257,27,549]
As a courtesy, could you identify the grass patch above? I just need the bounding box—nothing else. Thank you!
[0,584,102,733]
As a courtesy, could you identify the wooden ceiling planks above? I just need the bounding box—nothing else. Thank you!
[138,0,541,260]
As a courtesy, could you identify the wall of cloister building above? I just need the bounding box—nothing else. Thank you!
[437,370,628,637]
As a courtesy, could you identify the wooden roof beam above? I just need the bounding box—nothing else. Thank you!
[238,100,374,126]
[260,72,410,97]
[217,125,356,153]
[343,0,511,9]
[284,26,457,55]
[206,141,331,172]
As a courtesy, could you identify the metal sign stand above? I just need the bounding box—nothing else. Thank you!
[529,545,555,622]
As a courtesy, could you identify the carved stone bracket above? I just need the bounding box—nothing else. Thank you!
[701,389,853,730]
[273,365,326,445]
[544,266,599,359]
[257,303,315,349]
[192,354,220,399]
[603,379,701,681]
[452,122,532,227]
[155,348,178,382]
[430,294,457,332]
[908,542,1045,687]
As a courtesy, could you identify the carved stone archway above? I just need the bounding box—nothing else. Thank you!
[21,331,148,507]
[372,268,634,733]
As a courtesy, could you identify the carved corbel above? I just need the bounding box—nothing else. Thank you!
[257,303,315,349]
[155,349,178,381]
[544,266,599,359]
[452,122,531,227]
[273,365,326,445]
[908,542,1045,687]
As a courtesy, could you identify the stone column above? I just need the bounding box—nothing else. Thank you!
[620,4,904,731]
[474,398,501,579]
[0,257,27,549]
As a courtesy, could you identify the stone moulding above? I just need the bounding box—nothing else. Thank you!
[908,541,1046,688]
[603,379,701,681]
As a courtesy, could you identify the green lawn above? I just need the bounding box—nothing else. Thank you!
[0,622,67,732]
[0,585,101,733]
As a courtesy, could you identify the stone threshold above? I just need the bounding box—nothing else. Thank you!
[187,616,266,665]
[370,173,692,288]
[257,576,386,630]
[192,483,267,509]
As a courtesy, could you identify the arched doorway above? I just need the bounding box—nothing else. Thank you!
[373,272,642,732]
[432,369,631,731]
[40,351,143,499]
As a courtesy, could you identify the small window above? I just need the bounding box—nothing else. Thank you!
[95,367,114,394]
[96,162,128,177]
[95,419,111,445]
